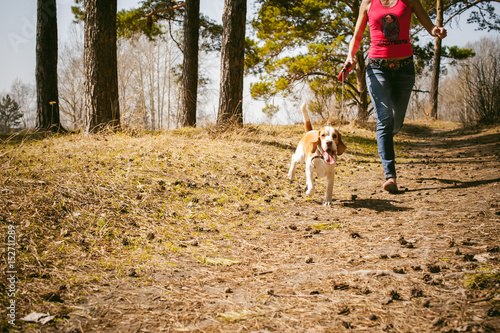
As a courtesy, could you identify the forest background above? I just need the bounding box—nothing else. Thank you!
[0,3,499,330]
[0,0,499,132]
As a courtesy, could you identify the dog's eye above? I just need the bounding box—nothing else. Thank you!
[321,134,326,137]
[333,134,337,139]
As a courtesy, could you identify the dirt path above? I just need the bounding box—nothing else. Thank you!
[5,123,500,332]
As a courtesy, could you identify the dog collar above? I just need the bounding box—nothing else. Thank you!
[312,147,324,161]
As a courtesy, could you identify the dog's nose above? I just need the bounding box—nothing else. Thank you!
[326,140,333,146]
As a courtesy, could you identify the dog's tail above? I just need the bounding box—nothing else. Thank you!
[301,102,313,132]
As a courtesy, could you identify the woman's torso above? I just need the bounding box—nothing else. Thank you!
[367,0,413,59]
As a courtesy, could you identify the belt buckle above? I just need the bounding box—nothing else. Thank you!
[388,61,396,69]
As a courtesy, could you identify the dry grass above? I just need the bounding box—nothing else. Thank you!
[1,122,499,332]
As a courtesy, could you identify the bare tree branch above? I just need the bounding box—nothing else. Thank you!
[146,2,186,29]
[147,2,186,18]
[412,0,499,35]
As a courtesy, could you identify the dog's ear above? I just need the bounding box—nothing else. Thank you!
[337,131,347,155]
[309,135,320,154]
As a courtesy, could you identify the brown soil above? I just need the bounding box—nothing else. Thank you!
[1,122,499,332]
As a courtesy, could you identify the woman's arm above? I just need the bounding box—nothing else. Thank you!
[410,0,447,38]
[346,0,371,65]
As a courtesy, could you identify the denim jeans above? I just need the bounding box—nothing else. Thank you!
[366,61,415,180]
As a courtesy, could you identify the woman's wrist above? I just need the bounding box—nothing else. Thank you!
[346,55,355,66]
[430,26,440,37]
[430,26,437,36]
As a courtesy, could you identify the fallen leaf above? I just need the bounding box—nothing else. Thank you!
[21,312,55,325]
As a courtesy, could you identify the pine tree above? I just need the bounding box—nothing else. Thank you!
[36,0,63,131]
[217,0,247,128]
[85,0,222,128]
[420,0,499,120]
[180,0,200,127]
[0,95,23,133]
[83,0,120,132]
[248,0,499,122]
[248,0,370,121]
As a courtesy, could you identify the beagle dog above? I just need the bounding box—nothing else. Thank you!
[288,103,346,205]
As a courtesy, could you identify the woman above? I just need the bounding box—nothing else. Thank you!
[345,0,447,193]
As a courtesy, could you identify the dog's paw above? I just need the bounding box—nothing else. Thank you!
[306,187,315,197]
[323,201,333,206]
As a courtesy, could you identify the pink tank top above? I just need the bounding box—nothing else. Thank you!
[368,0,413,58]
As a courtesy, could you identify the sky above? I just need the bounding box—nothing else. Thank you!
[0,0,232,94]
[0,1,498,123]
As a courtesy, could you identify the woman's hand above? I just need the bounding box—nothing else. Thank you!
[345,55,355,67]
[432,26,447,39]
[411,0,448,40]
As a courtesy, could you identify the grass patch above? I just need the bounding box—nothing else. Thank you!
[218,309,254,323]
[312,222,343,230]
[196,255,240,266]
[464,272,500,290]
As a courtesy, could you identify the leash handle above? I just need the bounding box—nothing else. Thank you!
[337,62,352,82]
[338,62,352,131]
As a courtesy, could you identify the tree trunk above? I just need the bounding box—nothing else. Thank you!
[429,0,443,120]
[180,0,200,127]
[217,0,247,128]
[356,54,369,123]
[350,0,370,123]
[84,0,120,132]
[36,0,63,131]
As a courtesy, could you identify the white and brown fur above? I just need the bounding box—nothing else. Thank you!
[288,103,346,205]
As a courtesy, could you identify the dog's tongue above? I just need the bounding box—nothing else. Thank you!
[323,150,336,165]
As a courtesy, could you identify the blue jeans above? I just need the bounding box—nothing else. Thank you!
[366,61,415,180]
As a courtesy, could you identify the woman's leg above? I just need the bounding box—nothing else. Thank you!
[392,67,415,135]
[366,65,397,180]
[367,64,415,183]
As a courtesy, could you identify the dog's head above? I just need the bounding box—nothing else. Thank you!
[310,126,346,165]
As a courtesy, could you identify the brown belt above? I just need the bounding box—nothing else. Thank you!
[368,56,414,70]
